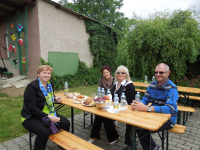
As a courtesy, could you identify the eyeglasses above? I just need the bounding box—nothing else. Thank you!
[154,71,168,74]
[117,72,126,74]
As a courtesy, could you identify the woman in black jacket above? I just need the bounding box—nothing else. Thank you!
[21,65,70,150]
[88,65,135,145]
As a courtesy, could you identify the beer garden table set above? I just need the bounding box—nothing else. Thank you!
[55,92,171,150]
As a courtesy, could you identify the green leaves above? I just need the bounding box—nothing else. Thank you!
[117,8,200,81]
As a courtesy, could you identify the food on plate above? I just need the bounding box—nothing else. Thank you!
[73,98,84,103]
[89,101,96,106]
[73,92,81,97]
[93,97,107,103]
[77,95,85,98]
[103,95,110,100]
[83,98,95,105]
[66,93,73,97]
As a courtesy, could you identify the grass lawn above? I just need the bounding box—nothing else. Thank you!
[0,84,97,143]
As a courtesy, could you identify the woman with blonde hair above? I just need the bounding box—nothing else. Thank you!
[88,65,135,146]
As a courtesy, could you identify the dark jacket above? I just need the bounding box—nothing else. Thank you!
[111,80,135,105]
[21,79,55,120]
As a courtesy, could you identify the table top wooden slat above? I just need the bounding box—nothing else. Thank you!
[58,93,171,131]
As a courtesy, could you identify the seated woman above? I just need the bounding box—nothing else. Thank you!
[88,65,135,145]
[20,65,70,150]
[98,65,114,93]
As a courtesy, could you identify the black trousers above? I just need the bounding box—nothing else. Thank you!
[90,115,119,142]
[125,120,173,150]
[22,113,70,150]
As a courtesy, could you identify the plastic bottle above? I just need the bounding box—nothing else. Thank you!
[144,75,148,85]
[106,89,112,105]
[106,89,111,95]
[64,82,68,95]
[101,88,105,97]
[135,92,141,102]
[97,87,101,97]
[152,76,155,82]
[121,93,127,112]
[113,94,119,113]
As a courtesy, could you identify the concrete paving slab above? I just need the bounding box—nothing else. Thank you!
[14,83,27,88]
[2,84,12,88]
[0,75,27,86]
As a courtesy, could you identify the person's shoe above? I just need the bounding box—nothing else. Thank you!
[107,137,120,145]
[123,145,131,150]
[88,138,98,144]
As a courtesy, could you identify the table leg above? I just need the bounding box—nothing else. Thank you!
[71,107,74,134]
[91,113,93,126]
[183,93,187,106]
[131,126,136,150]
[149,130,151,150]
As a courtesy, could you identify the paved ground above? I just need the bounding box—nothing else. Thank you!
[0,106,200,150]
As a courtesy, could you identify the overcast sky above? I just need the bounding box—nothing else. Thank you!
[52,0,200,19]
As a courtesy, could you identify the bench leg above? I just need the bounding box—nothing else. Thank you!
[29,132,32,150]
[166,131,169,150]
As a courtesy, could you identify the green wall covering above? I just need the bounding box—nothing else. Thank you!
[48,52,78,76]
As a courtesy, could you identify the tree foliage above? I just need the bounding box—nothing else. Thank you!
[58,0,129,30]
[117,8,200,81]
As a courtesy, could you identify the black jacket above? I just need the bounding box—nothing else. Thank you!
[111,80,135,105]
[21,79,55,120]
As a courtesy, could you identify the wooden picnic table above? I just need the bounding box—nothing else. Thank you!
[133,81,200,105]
[56,92,171,150]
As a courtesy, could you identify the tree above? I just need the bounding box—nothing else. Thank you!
[117,8,200,81]
[58,0,128,30]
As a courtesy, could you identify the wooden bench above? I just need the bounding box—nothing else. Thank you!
[164,124,186,150]
[29,130,103,150]
[49,130,103,150]
[158,124,186,150]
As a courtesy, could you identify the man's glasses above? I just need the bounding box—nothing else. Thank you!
[117,72,126,74]
[154,71,168,74]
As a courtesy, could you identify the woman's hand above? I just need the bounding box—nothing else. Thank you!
[48,115,60,123]
[131,101,148,111]
[55,96,62,102]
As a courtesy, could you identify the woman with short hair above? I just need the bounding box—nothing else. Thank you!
[21,65,70,150]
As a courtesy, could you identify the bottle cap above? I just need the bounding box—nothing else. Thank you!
[115,94,118,97]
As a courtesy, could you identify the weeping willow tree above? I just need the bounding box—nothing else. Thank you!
[117,8,200,81]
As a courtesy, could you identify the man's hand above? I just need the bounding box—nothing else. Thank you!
[131,101,148,111]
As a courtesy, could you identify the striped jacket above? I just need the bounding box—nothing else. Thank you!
[140,78,179,127]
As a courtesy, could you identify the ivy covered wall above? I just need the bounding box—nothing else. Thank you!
[84,19,120,72]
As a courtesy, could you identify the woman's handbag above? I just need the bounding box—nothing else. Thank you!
[42,117,60,134]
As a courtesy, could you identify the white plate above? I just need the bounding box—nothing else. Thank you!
[72,100,82,104]
[82,102,95,106]
[73,95,88,100]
